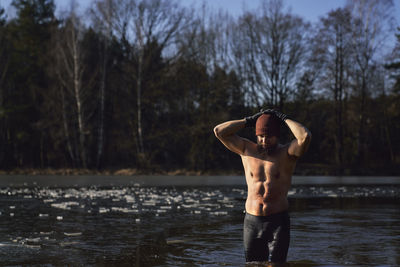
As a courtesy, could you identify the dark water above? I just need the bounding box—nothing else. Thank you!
[0,176,399,266]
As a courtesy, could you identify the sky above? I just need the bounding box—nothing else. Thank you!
[185,0,347,22]
[1,0,399,24]
[1,0,399,51]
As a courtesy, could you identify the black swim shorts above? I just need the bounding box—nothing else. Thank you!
[243,211,290,263]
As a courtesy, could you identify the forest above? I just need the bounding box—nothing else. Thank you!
[0,0,399,175]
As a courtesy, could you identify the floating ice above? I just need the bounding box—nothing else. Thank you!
[111,207,135,213]
[232,188,245,195]
[24,244,41,249]
[51,201,80,210]
[173,195,183,202]
[124,195,135,203]
[156,209,167,213]
[63,232,82,237]
[99,207,110,213]
[166,239,189,245]
[25,237,40,243]
[142,201,157,206]
[11,237,22,243]
[40,232,52,235]
[210,211,228,216]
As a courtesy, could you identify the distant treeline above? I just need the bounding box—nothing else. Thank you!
[0,0,399,175]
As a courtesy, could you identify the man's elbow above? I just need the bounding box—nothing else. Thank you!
[213,126,221,138]
[301,130,312,146]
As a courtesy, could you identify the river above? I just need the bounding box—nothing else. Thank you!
[0,175,399,266]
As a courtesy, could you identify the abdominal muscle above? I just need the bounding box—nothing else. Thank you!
[245,180,289,216]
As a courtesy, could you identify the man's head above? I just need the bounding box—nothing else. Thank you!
[255,114,280,154]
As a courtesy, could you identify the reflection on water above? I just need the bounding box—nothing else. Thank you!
[0,176,399,266]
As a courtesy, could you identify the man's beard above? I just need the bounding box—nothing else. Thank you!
[257,143,277,155]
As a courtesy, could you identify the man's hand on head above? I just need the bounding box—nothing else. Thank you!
[272,110,288,121]
[261,109,288,121]
[245,108,289,128]
[244,111,264,128]
[261,108,274,115]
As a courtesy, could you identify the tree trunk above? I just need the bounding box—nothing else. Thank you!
[382,95,394,163]
[336,36,344,174]
[136,49,145,161]
[72,30,87,168]
[60,86,76,166]
[96,40,107,169]
[357,74,367,165]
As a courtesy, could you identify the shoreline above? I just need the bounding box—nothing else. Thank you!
[0,164,399,176]
[0,168,241,176]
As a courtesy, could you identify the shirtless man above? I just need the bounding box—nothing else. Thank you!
[213,109,311,263]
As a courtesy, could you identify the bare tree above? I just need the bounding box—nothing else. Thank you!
[230,13,263,107]
[54,5,90,168]
[346,0,395,164]
[93,0,190,163]
[313,8,353,172]
[0,7,9,165]
[0,7,8,108]
[230,0,309,109]
[177,3,233,73]
[90,0,114,168]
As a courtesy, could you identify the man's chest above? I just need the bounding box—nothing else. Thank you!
[243,157,281,181]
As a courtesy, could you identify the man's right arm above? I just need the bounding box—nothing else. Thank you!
[213,119,247,155]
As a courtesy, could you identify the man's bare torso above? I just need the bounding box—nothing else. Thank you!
[241,142,296,216]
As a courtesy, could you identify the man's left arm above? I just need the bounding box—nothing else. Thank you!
[269,110,312,158]
[285,118,312,158]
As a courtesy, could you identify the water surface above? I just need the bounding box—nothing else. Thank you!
[0,175,399,266]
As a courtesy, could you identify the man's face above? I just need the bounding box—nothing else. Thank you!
[257,135,278,155]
